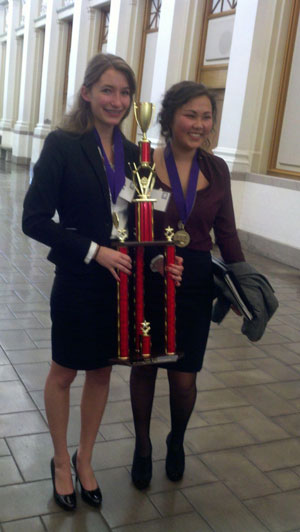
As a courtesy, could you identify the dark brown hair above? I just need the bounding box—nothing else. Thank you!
[158,81,217,142]
[62,53,136,134]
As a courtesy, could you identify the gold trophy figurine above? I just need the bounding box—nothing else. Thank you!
[134,102,154,136]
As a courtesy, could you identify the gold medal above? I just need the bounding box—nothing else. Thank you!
[173,221,190,248]
[112,212,119,229]
[173,230,190,248]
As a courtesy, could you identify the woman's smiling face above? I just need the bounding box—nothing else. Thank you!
[170,96,213,151]
[81,67,131,131]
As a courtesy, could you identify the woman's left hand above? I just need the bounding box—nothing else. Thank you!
[167,255,184,287]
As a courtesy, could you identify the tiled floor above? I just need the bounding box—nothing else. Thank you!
[0,160,300,532]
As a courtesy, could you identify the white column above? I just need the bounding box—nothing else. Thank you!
[147,0,192,146]
[12,0,39,163]
[126,0,200,144]
[105,0,141,139]
[31,0,61,164]
[0,4,5,33]
[106,0,136,57]
[0,41,6,119]
[214,0,278,172]
[0,0,20,146]
[0,6,7,118]
[66,0,91,110]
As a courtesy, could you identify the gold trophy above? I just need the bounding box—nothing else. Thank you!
[134,102,154,133]
[111,100,178,366]
[134,102,155,167]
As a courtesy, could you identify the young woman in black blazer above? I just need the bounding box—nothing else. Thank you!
[22,53,139,511]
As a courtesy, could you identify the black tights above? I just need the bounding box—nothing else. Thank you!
[130,365,197,456]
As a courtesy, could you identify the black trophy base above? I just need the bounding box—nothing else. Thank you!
[109,353,182,367]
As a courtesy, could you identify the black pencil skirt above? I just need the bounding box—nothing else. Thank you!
[50,269,118,370]
[145,249,214,373]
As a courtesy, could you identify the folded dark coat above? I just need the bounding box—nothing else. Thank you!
[212,262,279,341]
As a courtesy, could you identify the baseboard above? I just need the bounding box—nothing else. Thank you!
[238,229,300,270]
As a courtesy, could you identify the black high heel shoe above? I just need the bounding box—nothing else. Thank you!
[131,445,152,490]
[72,450,102,507]
[165,433,185,482]
[50,458,76,511]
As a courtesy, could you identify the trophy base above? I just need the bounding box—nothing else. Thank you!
[109,353,183,367]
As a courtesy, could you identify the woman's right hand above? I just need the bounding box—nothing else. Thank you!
[152,255,184,286]
[169,255,184,286]
[94,246,132,281]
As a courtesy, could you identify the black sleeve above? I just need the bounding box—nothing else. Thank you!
[22,132,91,265]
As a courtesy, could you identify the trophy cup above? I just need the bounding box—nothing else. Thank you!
[112,102,179,365]
[134,102,154,167]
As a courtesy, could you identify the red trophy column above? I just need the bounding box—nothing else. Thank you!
[140,320,151,358]
[141,140,150,164]
[134,138,155,356]
[136,202,154,242]
[135,139,154,243]
[165,244,176,354]
[118,246,129,359]
[135,246,144,352]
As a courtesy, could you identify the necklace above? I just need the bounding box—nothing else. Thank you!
[164,142,199,247]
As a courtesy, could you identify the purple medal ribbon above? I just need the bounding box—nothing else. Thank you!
[94,127,125,204]
[164,142,199,224]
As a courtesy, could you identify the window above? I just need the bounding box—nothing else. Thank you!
[98,5,110,53]
[268,0,300,179]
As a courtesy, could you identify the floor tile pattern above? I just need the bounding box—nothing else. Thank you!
[0,162,300,531]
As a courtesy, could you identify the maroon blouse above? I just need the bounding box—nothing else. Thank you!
[153,149,245,264]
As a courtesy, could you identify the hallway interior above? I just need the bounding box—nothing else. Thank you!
[0,161,300,531]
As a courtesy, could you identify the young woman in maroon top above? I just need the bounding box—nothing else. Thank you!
[130,81,245,489]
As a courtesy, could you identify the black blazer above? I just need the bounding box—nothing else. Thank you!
[22,128,139,274]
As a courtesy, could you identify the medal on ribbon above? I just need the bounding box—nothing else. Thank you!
[164,142,200,248]
[112,211,119,229]
[173,221,190,248]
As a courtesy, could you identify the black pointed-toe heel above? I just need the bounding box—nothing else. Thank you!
[72,451,102,507]
[131,447,152,490]
[165,433,185,482]
[50,458,76,511]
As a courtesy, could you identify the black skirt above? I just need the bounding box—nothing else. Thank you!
[145,249,214,372]
[50,269,118,370]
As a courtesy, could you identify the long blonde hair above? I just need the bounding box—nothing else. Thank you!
[62,53,136,134]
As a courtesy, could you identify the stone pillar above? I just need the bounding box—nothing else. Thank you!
[214,0,279,172]
[12,0,39,164]
[0,5,7,117]
[146,0,192,146]
[0,0,20,146]
[66,0,91,110]
[31,0,61,164]
[0,44,5,119]
[105,0,140,139]
[106,0,136,57]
